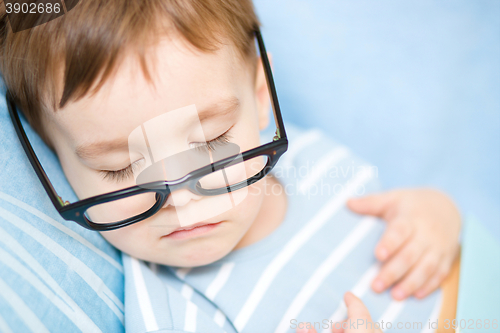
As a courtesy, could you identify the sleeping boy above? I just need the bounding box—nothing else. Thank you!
[0,0,461,332]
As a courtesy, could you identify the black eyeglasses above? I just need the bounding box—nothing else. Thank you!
[7,27,288,231]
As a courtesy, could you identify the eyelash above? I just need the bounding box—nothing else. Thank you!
[191,131,232,153]
[100,130,233,183]
[100,159,143,183]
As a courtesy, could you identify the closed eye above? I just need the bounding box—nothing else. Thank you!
[99,159,144,183]
[100,127,233,183]
[190,130,232,153]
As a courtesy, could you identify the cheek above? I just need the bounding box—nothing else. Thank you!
[231,181,265,226]
[98,223,150,256]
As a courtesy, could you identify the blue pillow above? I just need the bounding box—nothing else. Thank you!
[0,84,124,332]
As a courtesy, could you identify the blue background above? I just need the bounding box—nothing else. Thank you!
[253,0,500,239]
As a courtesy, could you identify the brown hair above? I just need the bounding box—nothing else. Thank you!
[0,0,260,145]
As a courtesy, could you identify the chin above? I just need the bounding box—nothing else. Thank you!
[170,241,234,267]
[184,249,231,267]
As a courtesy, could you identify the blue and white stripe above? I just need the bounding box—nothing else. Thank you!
[122,123,442,333]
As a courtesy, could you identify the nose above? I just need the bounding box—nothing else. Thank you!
[162,188,202,208]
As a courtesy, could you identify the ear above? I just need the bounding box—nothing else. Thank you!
[255,52,272,131]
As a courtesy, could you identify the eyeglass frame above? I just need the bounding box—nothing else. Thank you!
[7,27,288,231]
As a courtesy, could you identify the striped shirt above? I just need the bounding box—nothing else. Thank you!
[123,123,442,333]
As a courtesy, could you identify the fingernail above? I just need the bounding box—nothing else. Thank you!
[373,279,384,292]
[296,329,309,333]
[415,291,425,299]
[392,288,406,300]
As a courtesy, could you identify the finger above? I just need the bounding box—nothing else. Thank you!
[331,319,347,333]
[414,258,452,299]
[374,218,412,261]
[346,191,398,218]
[390,251,442,300]
[343,292,383,333]
[344,292,373,321]
[413,271,442,299]
[296,325,318,333]
[372,239,426,293]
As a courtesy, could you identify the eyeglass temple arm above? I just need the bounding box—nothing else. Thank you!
[254,27,287,141]
[6,91,66,209]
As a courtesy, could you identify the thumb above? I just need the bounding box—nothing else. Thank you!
[344,292,373,322]
[344,292,383,333]
[347,191,397,219]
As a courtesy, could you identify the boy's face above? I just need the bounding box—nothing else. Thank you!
[43,32,273,267]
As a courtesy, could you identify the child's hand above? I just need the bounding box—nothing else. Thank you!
[295,292,382,333]
[347,189,461,300]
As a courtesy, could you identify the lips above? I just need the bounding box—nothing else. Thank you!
[162,221,222,238]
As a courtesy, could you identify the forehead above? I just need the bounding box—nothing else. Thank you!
[50,33,253,146]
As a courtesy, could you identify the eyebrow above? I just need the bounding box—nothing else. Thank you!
[75,96,240,160]
[197,96,240,122]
